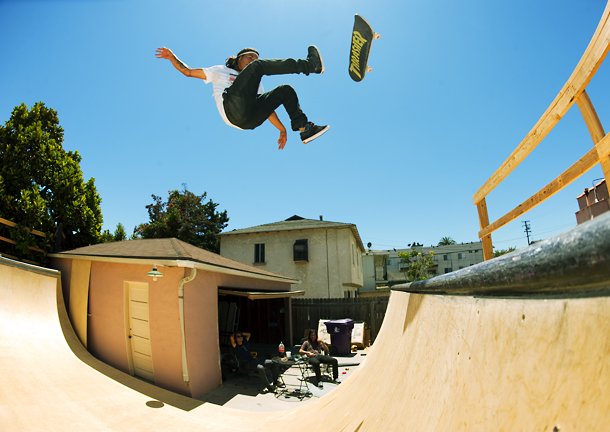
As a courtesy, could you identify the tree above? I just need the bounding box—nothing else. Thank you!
[114,223,127,241]
[0,102,103,259]
[438,236,456,246]
[398,250,435,282]
[133,189,229,253]
[100,230,114,243]
[493,246,516,258]
[100,223,127,243]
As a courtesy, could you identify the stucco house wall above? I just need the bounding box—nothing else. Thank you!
[219,216,365,298]
[49,238,297,399]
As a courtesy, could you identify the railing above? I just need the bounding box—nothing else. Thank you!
[474,2,610,261]
[0,217,47,255]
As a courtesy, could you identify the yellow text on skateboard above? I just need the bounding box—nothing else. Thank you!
[350,31,368,79]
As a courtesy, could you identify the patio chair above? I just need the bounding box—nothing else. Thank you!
[229,346,258,377]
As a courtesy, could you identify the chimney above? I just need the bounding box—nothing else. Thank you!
[319,215,323,221]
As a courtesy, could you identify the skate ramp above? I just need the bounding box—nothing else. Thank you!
[2,208,610,432]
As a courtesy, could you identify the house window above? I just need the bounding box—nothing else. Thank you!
[254,243,265,263]
[444,268,453,273]
[443,254,450,261]
[293,239,308,261]
[458,253,466,259]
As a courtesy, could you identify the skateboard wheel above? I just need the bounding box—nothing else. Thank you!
[366,66,372,72]
[374,33,380,39]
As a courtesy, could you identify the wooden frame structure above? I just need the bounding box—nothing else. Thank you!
[474,2,610,261]
[0,217,47,255]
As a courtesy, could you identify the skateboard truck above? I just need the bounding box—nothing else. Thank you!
[366,33,380,72]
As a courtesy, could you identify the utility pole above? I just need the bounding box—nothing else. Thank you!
[522,221,532,245]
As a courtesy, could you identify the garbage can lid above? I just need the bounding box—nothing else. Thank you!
[325,318,354,325]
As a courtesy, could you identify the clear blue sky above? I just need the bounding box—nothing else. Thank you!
[1,0,608,251]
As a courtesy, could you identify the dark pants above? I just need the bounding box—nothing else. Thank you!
[243,359,280,390]
[309,355,338,383]
[223,58,309,131]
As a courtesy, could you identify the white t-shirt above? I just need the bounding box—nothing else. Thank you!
[202,65,264,129]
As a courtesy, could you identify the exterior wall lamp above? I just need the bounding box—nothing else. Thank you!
[147,264,164,281]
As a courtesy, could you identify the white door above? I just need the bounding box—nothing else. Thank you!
[126,282,154,382]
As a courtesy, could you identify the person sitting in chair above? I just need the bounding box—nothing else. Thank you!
[300,330,340,389]
[230,331,283,393]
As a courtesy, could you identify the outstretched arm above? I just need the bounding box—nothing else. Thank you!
[268,112,287,150]
[155,47,206,80]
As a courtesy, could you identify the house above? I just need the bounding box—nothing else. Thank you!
[218,215,365,298]
[576,178,609,224]
[49,238,300,399]
[362,242,485,290]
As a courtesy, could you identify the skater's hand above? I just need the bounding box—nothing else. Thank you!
[155,47,174,60]
[268,112,287,150]
[278,130,287,150]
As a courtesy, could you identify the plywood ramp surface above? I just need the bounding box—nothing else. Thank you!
[1,257,609,431]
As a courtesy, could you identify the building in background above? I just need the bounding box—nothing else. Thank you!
[218,215,365,298]
[576,179,609,224]
[362,242,485,291]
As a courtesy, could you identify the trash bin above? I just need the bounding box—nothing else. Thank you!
[325,319,354,356]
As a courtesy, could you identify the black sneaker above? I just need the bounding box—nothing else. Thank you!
[332,379,341,384]
[307,45,324,74]
[317,382,324,389]
[300,122,330,144]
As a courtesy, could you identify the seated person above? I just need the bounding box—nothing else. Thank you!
[299,330,340,388]
[230,331,283,392]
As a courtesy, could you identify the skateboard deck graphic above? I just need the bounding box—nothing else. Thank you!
[349,14,380,82]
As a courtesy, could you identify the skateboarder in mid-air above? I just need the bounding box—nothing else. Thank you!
[155,46,330,150]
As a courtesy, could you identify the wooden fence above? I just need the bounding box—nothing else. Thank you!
[0,217,47,256]
[474,2,610,260]
[291,296,389,344]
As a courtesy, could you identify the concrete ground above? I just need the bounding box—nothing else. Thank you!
[197,351,367,412]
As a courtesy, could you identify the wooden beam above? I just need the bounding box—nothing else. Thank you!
[0,235,16,245]
[473,2,610,206]
[0,235,45,254]
[476,198,494,261]
[0,217,47,238]
[479,135,610,239]
[576,90,610,179]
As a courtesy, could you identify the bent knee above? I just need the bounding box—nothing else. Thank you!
[276,84,296,95]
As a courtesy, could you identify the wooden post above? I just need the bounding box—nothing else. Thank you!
[577,90,610,180]
[477,198,494,261]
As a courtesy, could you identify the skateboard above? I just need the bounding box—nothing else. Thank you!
[349,14,380,82]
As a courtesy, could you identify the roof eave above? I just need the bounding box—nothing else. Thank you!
[48,253,300,285]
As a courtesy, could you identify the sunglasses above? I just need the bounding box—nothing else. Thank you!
[235,334,243,338]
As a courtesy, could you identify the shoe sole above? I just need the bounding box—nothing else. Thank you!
[302,125,330,144]
[310,45,325,74]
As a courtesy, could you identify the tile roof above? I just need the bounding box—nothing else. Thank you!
[218,216,365,250]
[52,238,295,282]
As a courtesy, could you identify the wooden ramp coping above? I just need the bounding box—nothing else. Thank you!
[474,1,610,260]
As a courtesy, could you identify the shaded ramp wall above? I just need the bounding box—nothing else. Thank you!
[1,212,610,432]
